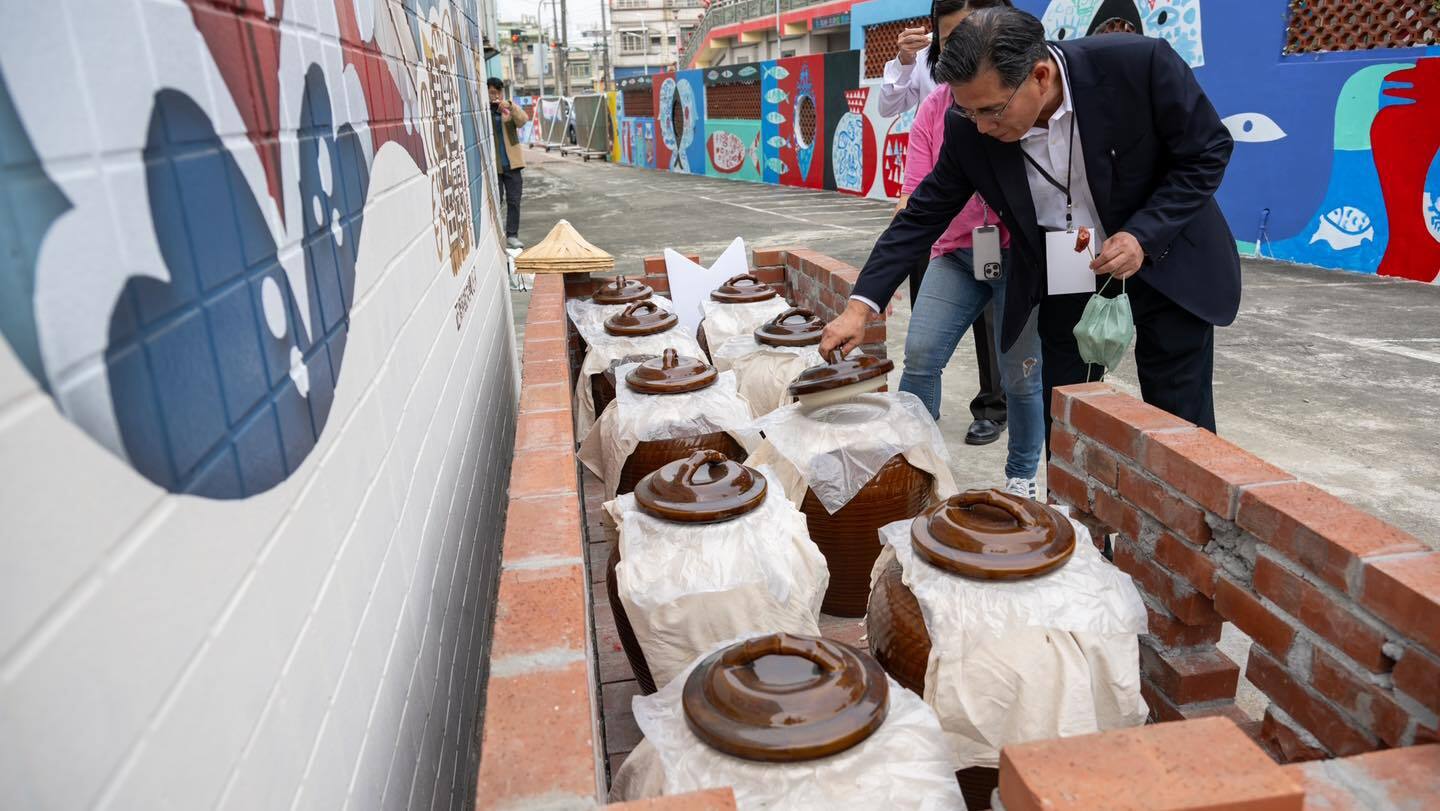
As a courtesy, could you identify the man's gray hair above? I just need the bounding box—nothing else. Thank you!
[933,6,1050,89]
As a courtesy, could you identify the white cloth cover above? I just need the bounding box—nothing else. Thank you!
[700,297,792,353]
[746,392,957,514]
[573,326,706,433]
[709,334,825,416]
[610,639,968,810]
[565,295,674,345]
[603,472,829,691]
[577,367,759,500]
[875,515,1149,769]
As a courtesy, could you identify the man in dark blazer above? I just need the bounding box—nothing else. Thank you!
[821,7,1240,433]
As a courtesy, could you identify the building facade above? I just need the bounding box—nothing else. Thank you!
[611,0,708,79]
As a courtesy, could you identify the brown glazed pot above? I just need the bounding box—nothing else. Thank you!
[607,542,657,693]
[682,633,888,762]
[605,300,678,337]
[607,452,769,694]
[802,454,932,617]
[696,321,710,360]
[617,432,746,496]
[592,275,653,305]
[866,558,1000,809]
[591,353,657,418]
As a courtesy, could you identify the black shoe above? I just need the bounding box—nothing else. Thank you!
[964,419,1006,446]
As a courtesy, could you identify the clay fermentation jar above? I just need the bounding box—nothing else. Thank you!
[592,275,653,305]
[605,300,678,337]
[614,350,742,495]
[784,354,928,617]
[866,489,1077,809]
[753,307,824,347]
[607,452,769,693]
[592,353,656,418]
[682,633,888,761]
[697,273,780,357]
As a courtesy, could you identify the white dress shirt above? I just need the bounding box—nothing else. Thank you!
[1020,46,1106,246]
[878,44,939,117]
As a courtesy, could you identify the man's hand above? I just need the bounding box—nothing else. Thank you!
[895,28,929,66]
[819,299,872,357]
[1090,231,1145,280]
[498,100,512,120]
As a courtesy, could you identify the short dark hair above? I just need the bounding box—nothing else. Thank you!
[486,76,505,91]
[926,0,1015,75]
[933,6,1049,89]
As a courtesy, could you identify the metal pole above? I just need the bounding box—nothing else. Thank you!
[536,0,549,97]
[560,0,570,95]
[551,0,564,95]
[600,0,611,90]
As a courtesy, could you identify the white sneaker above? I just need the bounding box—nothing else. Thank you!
[506,236,525,250]
[1002,477,1037,500]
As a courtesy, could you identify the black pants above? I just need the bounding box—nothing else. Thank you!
[908,254,1007,423]
[498,168,523,238]
[1039,275,1216,440]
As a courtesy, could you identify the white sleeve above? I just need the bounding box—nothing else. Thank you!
[877,45,938,117]
[849,295,881,313]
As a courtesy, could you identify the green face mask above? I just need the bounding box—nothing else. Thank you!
[1072,277,1135,379]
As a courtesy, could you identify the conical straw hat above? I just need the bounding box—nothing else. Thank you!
[515,219,615,274]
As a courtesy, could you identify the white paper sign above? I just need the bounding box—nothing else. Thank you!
[1045,229,1100,296]
[664,236,749,336]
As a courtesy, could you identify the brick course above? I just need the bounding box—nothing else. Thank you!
[1050,383,1440,760]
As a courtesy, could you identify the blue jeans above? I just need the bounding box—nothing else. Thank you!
[900,249,1044,479]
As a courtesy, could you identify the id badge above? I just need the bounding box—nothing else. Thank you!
[972,225,1003,281]
[1045,228,1099,296]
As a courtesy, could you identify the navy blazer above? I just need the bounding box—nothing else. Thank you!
[854,34,1242,350]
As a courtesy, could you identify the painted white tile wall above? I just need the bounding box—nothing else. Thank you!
[0,1,519,808]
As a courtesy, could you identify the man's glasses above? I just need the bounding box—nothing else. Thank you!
[952,76,1027,122]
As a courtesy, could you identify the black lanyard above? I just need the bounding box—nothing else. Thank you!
[1021,86,1079,231]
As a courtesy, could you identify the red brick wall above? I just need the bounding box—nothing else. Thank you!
[1048,383,1439,761]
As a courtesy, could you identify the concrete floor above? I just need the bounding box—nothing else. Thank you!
[512,148,1440,546]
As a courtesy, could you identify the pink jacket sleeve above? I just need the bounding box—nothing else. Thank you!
[899,86,950,197]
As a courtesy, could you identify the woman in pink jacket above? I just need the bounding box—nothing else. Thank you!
[898,79,1043,499]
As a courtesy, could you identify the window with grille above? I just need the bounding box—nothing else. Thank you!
[863,16,929,79]
[706,83,762,119]
[623,88,655,117]
[1285,0,1439,54]
[621,31,646,53]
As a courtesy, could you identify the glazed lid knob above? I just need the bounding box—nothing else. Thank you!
[681,633,889,763]
[910,488,1077,580]
[754,307,825,347]
[632,450,768,523]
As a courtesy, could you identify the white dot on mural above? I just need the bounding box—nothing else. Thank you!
[331,210,344,246]
[289,346,311,398]
[311,195,323,225]
[316,146,332,196]
[261,277,287,339]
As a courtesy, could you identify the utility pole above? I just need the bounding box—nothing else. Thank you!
[599,0,612,90]
[560,0,570,95]
[551,0,566,95]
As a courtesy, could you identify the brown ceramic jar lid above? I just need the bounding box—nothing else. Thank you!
[682,633,889,762]
[605,300,678,336]
[911,489,1076,580]
[633,450,767,523]
[787,350,895,397]
[624,348,718,394]
[593,275,654,305]
[754,307,824,347]
[710,273,778,303]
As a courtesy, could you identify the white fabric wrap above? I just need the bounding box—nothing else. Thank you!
[746,392,957,513]
[602,472,829,692]
[609,638,968,810]
[566,295,675,345]
[573,325,706,433]
[700,297,792,350]
[875,515,1149,769]
[710,334,824,416]
[577,367,759,500]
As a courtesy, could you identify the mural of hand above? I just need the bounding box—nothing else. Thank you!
[105,66,366,498]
